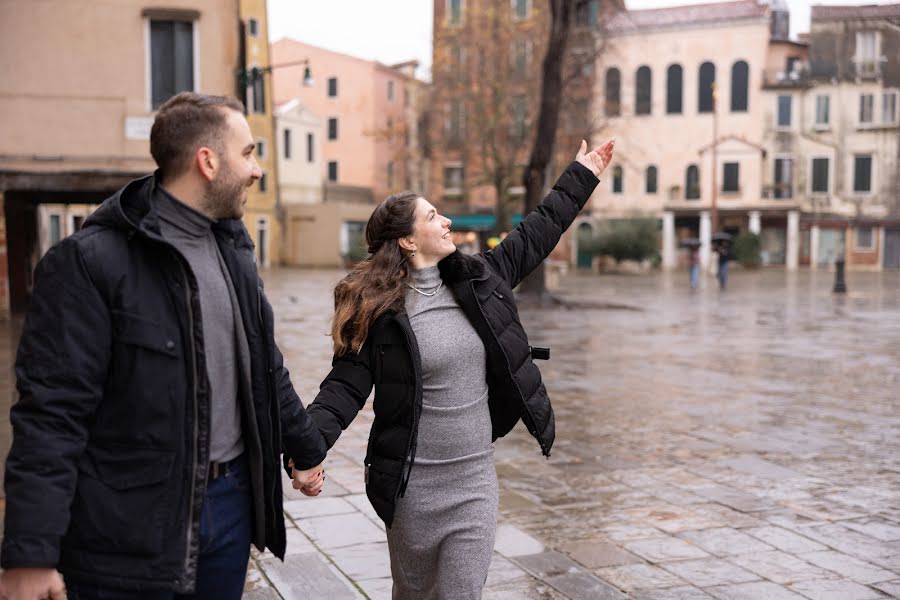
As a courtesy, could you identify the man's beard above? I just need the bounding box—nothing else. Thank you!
[203,161,249,220]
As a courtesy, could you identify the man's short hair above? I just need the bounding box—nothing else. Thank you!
[150,92,246,180]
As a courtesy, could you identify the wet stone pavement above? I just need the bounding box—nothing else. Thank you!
[3,267,900,599]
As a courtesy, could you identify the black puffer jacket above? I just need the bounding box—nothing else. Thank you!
[307,162,598,527]
[1,175,326,592]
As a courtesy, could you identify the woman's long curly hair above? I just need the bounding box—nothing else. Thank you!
[331,191,420,355]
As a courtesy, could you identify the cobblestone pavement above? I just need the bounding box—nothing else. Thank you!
[3,267,900,599]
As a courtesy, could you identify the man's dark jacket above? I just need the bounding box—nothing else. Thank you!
[307,162,598,527]
[1,175,327,592]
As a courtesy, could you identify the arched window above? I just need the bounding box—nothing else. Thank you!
[666,64,683,114]
[646,165,658,194]
[698,62,716,113]
[685,164,700,199]
[731,60,749,112]
[636,66,652,115]
[612,165,623,193]
[605,68,621,117]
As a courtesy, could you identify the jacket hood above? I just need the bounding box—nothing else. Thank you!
[83,172,253,250]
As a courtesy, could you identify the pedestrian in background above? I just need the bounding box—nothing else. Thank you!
[689,245,700,289]
[304,139,614,598]
[715,240,730,290]
[1,92,325,600]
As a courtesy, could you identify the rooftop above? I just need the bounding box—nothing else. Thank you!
[607,0,768,34]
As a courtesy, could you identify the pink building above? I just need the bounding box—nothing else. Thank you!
[270,39,428,205]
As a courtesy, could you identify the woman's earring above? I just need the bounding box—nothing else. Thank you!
[411,250,416,257]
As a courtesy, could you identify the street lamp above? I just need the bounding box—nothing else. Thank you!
[239,59,314,88]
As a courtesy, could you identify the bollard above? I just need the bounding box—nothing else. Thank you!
[833,258,847,294]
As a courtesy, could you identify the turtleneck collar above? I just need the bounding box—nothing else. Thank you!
[154,183,215,238]
[409,265,442,289]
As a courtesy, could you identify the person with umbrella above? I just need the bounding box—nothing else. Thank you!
[712,232,733,290]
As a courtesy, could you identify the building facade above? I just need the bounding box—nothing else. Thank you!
[591,0,799,270]
[239,0,281,268]
[429,0,613,259]
[270,39,428,205]
[0,0,242,317]
[762,3,900,270]
[274,99,376,267]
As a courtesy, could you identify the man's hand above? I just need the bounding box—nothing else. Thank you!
[288,459,325,497]
[0,568,66,600]
[575,139,614,179]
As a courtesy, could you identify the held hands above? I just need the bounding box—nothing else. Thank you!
[288,458,325,496]
[575,139,615,179]
[0,568,66,600]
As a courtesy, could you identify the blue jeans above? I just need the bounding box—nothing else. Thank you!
[66,455,252,600]
[717,260,729,290]
[689,264,700,289]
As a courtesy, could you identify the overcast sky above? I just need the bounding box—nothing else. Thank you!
[267,0,888,80]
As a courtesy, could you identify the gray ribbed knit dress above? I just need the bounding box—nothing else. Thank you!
[387,266,497,599]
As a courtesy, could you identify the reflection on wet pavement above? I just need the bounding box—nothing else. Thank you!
[2,267,899,598]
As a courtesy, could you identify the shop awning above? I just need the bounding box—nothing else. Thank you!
[445,213,524,232]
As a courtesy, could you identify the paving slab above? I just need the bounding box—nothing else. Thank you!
[728,550,834,584]
[624,536,710,562]
[676,527,774,556]
[558,538,643,568]
[258,552,360,599]
[707,581,808,600]
[799,550,897,585]
[787,578,887,600]
[659,558,760,587]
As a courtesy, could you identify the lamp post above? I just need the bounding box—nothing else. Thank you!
[239,59,314,89]
[711,81,719,235]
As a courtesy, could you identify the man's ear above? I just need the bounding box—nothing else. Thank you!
[196,146,219,182]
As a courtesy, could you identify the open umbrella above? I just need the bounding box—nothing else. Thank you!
[678,238,701,248]
[711,232,733,242]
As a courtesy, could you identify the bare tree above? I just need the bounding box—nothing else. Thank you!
[518,0,576,296]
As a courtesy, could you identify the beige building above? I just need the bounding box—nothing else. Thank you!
[0,0,254,317]
[270,39,429,205]
[274,98,375,267]
[588,0,797,270]
[762,3,900,270]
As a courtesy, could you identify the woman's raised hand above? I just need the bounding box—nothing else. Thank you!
[575,139,615,179]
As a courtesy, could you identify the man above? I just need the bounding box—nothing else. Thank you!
[1,93,326,600]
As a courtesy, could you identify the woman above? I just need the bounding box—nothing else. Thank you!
[305,139,614,598]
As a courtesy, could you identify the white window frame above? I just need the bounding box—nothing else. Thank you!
[859,93,875,126]
[255,137,267,159]
[511,0,531,20]
[443,161,464,195]
[248,17,259,37]
[776,94,792,130]
[144,17,200,113]
[882,90,898,125]
[855,226,875,251]
[446,0,464,26]
[772,154,794,199]
[256,216,270,267]
[850,153,874,197]
[854,31,881,76]
[808,155,832,196]
[327,160,339,182]
[814,94,830,129]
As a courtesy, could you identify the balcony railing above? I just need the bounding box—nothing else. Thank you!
[763,66,812,88]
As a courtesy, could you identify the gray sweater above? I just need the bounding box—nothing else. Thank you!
[405,266,491,462]
[155,187,244,463]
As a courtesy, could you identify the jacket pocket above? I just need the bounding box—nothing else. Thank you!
[67,445,176,556]
[112,310,179,357]
[364,455,402,526]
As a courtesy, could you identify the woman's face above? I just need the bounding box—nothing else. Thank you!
[408,197,455,265]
